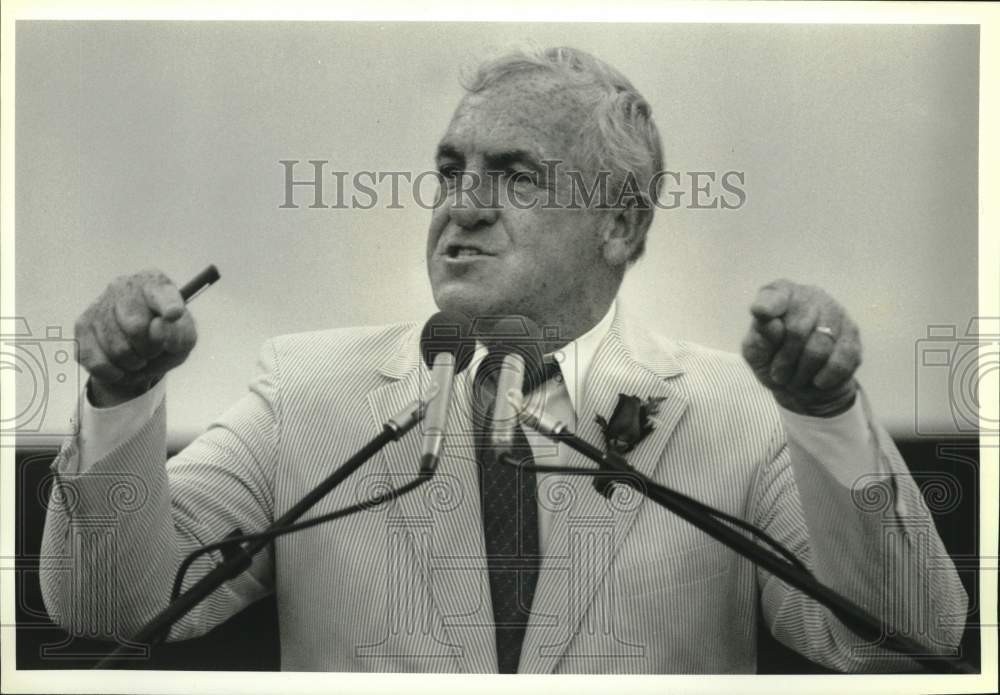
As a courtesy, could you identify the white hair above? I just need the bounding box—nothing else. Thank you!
[462,46,664,260]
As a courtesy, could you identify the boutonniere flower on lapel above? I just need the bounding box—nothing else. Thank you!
[595,394,667,456]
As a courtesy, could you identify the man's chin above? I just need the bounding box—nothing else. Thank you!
[432,287,513,321]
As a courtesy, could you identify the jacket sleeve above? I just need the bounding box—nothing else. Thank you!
[747,390,969,672]
[39,339,282,642]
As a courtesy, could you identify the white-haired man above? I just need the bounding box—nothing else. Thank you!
[42,47,967,673]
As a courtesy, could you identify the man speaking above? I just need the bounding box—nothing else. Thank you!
[41,46,967,673]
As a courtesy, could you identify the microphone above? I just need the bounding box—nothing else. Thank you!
[419,311,474,475]
[491,352,527,450]
[473,315,546,454]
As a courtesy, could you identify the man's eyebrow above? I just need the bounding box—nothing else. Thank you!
[484,149,544,170]
[434,145,548,174]
[435,144,463,162]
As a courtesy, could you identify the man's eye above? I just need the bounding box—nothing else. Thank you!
[437,163,462,179]
[506,169,539,186]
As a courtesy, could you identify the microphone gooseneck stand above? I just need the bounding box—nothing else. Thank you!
[94,397,432,669]
[92,309,475,669]
[514,403,976,675]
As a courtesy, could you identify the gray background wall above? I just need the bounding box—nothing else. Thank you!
[14,22,979,442]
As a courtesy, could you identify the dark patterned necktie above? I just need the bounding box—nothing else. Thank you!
[472,351,560,673]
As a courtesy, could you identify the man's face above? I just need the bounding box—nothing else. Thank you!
[426,75,615,325]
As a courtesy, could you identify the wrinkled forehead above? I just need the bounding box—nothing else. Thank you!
[440,74,591,166]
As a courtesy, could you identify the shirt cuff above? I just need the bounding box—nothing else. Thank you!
[77,378,167,472]
[778,395,881,488]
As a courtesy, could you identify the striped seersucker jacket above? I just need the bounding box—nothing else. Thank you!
[40,308,968,673]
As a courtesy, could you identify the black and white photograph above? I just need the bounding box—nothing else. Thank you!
[1,2,996,694]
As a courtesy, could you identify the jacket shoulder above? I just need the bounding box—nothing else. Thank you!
[672,341,768,397]
[628,321,783,436]
[265,322,418,377]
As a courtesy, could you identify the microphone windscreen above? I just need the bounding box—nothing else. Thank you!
[420,311,474,373]
[469,314,547,391]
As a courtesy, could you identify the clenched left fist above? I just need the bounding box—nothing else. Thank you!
[741,279,861,417]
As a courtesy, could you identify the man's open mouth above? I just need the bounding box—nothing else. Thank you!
[445,244,490,259]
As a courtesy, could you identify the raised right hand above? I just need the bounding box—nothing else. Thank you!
[75,269,197,407]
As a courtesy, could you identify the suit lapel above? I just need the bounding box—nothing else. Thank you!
[364,326,497,673]
[520,310,689,673]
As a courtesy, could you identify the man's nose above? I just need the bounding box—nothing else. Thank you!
[448,172,500,230]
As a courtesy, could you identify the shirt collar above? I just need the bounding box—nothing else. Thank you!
[550,300,616,411]
[469,300,617,412]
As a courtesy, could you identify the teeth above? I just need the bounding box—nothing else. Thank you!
[454,248,482,257]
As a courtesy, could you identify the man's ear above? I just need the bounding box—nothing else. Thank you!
[601,204,651,266]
